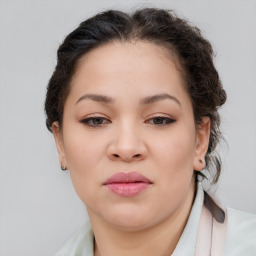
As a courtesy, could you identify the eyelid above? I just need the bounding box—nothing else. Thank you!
[80,115,111,127]
[145,114,176,125]
[145,113,175,120]
[149,112,175,119]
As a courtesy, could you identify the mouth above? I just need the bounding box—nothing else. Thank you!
[103,172,152,197]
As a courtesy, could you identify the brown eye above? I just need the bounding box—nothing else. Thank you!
[147,117,176,126]
[81,117,110,127]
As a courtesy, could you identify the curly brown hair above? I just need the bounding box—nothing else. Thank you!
[45,8,226,183]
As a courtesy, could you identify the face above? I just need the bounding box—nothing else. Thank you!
[53,41,210,231]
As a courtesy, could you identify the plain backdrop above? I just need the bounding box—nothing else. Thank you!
[0,0,256,255]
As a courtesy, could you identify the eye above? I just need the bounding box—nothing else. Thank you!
[80,117,110,127]
[146,116,176,126]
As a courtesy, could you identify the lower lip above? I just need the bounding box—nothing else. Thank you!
[105,182,151,197]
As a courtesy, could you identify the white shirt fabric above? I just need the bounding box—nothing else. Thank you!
[55,182,256,256]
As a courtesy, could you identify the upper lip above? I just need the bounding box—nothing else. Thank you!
[104,172,152,185]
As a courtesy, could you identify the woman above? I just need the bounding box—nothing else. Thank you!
[45,8,256,256]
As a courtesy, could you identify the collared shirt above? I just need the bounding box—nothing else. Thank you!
[55,182,256,256]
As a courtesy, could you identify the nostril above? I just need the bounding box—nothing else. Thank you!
[113,154,119,158]
[134,154,141,158]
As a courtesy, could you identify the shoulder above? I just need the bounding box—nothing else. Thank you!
[55,221,94,256]
[223,207,256,255]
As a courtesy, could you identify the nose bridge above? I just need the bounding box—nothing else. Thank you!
[117,119,139,146]
[108,117,147,161]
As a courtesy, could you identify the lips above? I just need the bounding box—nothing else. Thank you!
[104,172,152,184]
[104,172,152,197]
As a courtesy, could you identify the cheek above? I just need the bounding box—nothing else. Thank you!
[152,128,195,169]
[150,127,196,192]
[63,123,107,170]
[65,138,99,172]
[62,126,108,199]
[151,139,194,212]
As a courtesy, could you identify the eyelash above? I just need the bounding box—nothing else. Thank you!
[80,116,176,127]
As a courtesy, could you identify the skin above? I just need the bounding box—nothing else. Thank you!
[52,41,210,256]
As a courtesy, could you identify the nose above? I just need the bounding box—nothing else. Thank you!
[107,123,147,162]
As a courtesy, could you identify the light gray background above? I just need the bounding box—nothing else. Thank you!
[0,0,255,255]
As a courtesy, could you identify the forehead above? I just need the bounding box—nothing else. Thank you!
[74,41,183,80]
[68,41,190,106]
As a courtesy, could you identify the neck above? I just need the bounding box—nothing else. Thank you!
[90,182,195,256]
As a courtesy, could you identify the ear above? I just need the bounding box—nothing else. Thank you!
[52,121,68,169]
[193,117,211,171]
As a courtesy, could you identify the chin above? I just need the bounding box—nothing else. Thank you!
[108,218,151,232]
[103,206,153,231]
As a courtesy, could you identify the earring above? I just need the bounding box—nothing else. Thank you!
[61,165,67,171]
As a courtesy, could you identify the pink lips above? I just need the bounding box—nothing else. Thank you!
[104,172,152,197]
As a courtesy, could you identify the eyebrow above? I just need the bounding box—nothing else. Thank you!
[76,93,181,106]
[140,93,181,106]
[76,94,114,105]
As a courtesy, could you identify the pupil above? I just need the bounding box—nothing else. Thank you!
[154,118,163,124]
[94,118,103,124]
